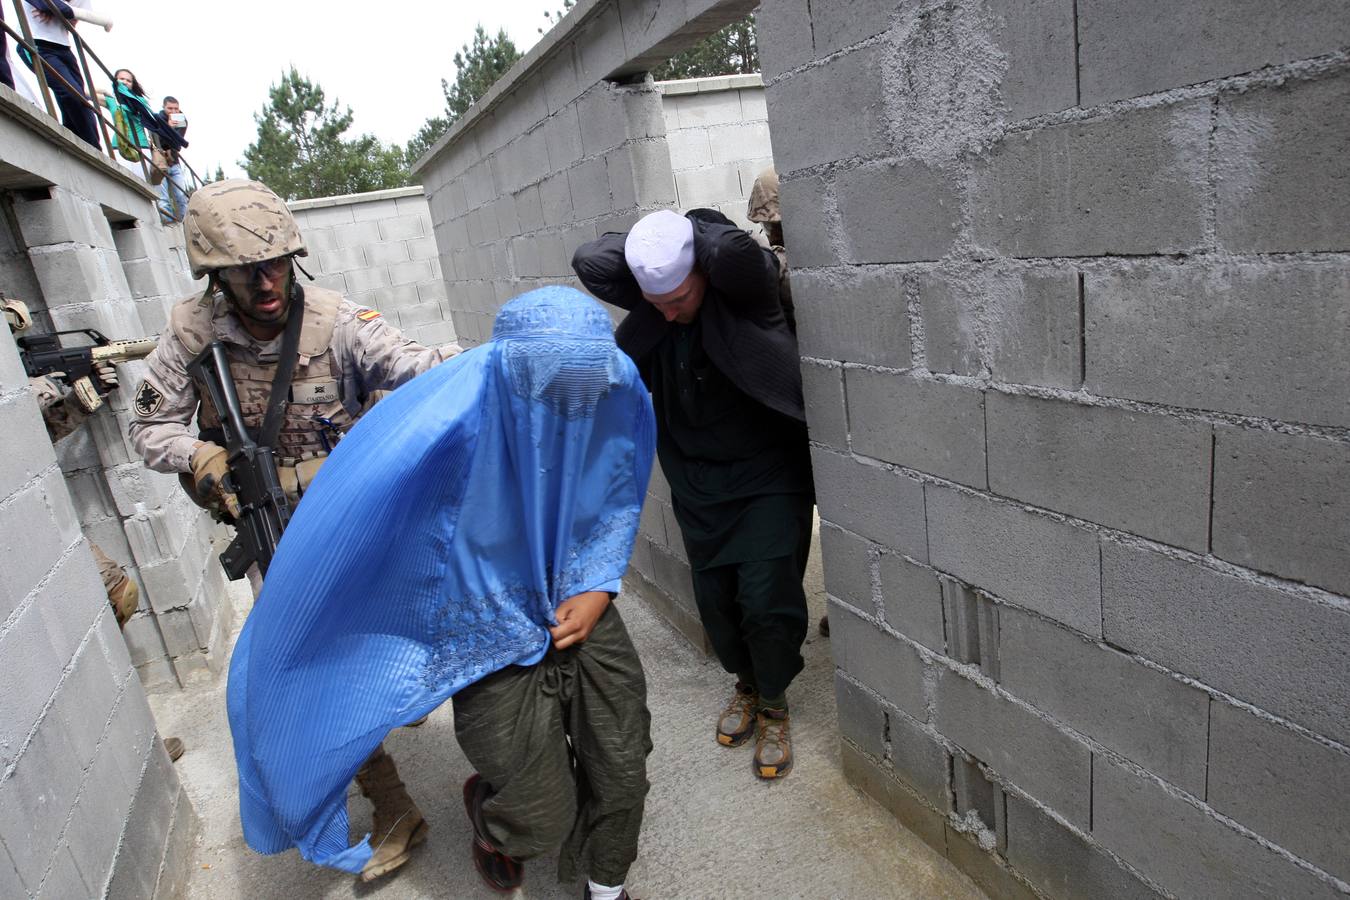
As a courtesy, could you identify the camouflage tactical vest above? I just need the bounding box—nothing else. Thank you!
[171,287,355,460]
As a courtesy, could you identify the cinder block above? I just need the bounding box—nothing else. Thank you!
[388,259,434,288]
[364,241,409,267]
[1086,263,1350,427]
[972,102,1209,257]
[0,710,82,890]
[396,300,445,330]
[463,160,497,209]
[1217,73,1349,253]
[1004,793,1160,900]
[671,90,744,131]
[756,0,816,80]
[0,391,56,494]
[660,504,685,563]
[573,3,627,87]
[986,392,1211,550]
[1209,701,1350,881]
[935,667,1091,827]
[638,498,666,546]
[407,236,439,262]
[777,173,835,268]
[812,448,928,561]
[667,127,713,170]
[879,555,945,653]
[1077,0,1350,104]
[1212,427,1350,596]
[577,85,630,158]
[820,522,872,612]
[627,140,677,206]
[121,614,166,668]
[33,545,107,668]
[765,45,888,173]
[927,485,1101,636]
[316,246,366,274]
[707,121,772,166]
[1001,605,1209,795]
[494,194,521,240]
[841,740,950,854]
[345,267,391,293]
[650,546,696,613]
[0,484,68,602]
[606,150,638,213]
[350,198,400,221]
[836,160,960,263]
[810,0,897,54]
[921,271,1081,389]
[1102,541,1350,747]
[0,602,64,770]
[569,157,613,221]
[410,319,459,349]
[312,272,347,294]
[674,165,742,209]
[1092,755,1338,899]
[990,0,1078,119]
[294,204,353,227]
[12,187,97,247]
[800,362,847,450]
[46,638,118,769]
[543,107,585,171]
[44,844,93,900]
[793,267,910,367]
[539,171,574,228]
[29,245,107,304]
[847,370,987,487]
[941,578,998,675]
[830,600,928,719]
[835,671,887,759]
[111,221,152,260]
[333,220,381,249]
[106,738,178,900]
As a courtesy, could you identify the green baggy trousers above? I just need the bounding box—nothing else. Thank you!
[452,603,652,886]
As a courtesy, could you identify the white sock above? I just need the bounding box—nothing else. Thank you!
[587,880,624,900]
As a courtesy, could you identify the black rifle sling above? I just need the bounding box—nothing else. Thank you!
[258,286,306,449]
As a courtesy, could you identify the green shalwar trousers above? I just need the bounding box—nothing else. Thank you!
[451,604,652,886]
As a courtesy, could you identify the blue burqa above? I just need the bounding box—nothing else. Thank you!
[226,287,655,872]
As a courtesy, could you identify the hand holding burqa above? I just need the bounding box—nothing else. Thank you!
[226,287,655,872]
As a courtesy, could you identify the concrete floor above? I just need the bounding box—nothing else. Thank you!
[150,530,985,900]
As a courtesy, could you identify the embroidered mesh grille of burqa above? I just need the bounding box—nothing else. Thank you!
[226,286,656,872]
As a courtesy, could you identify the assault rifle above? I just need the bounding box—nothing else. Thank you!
[187,341,291,580]
[18,328,158,412]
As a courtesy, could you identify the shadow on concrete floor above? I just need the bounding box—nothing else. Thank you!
[151,524,985,899]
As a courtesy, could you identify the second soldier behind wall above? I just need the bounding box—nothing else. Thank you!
[126,178,459,882]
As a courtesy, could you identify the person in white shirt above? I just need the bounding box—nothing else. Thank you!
[20,0,99,147]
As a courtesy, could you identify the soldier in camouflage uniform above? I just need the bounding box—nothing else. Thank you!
[126,179,458,882]
[747,168,826,639]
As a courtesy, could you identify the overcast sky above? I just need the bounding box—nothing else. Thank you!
[91,1,557,181]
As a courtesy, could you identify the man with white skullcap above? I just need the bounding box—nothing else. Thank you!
[573,207,813,780]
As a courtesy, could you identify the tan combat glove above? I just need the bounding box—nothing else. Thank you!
[191,442,241,519]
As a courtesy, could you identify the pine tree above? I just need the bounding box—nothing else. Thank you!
[652,15,759,80]
[243,68,411,201]
[406,26,521,162]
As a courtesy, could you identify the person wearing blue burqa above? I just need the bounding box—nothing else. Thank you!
[227,286,656,900]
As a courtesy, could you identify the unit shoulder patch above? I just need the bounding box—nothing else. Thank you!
[134,380,164,417]
[355,308,382,322]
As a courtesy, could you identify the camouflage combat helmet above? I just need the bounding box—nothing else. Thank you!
[185,179,307,279]
[747,167,781,224]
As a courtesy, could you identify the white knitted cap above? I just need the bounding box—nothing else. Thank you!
[624,210,695,294]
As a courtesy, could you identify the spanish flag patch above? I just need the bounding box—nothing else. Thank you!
[356,308,382,321]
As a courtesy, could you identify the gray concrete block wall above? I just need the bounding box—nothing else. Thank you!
[660,74,774,233]
[760,0,1350,896]
[1,86,202,897]
[288,187,458,349]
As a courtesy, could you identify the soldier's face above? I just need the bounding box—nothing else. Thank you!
[643,269,706,324]
[219,257,292,325]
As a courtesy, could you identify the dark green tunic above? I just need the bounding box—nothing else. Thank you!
[654,323,814,570]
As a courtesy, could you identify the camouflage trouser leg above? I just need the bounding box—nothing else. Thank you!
[91,541,138,627]
[452,604,652,886]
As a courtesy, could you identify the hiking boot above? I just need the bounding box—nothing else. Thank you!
[753,707,793,779]
[716,682,759,747]
[163,736,184,761]
[355,749,428,882]
[463,773,524,893]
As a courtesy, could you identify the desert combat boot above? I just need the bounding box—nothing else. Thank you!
[354,746,429,881]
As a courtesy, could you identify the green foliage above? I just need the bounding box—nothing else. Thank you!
[540,0,575,34]
[653,14,759,80]
[406,26,522,163]
[212,165,225,182]
[243,68,411,201]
